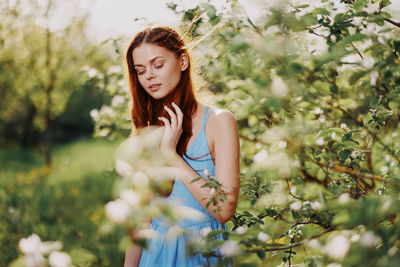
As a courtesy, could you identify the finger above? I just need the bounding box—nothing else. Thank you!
[164,106,177,128]
[158,117,170,128]
[172,102,183,129]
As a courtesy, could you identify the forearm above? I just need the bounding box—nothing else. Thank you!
[124,245,142,267]
[165,151,237,223]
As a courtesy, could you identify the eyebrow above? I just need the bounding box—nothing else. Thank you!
[134,56,164,67]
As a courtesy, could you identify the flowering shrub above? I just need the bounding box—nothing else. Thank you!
[92,0,400,266]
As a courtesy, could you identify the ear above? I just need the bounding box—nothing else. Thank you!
[180,53,189,71]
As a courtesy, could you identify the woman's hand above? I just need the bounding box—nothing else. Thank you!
[158,102,183,155]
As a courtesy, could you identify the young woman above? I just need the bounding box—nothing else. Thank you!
[124,26,240,266]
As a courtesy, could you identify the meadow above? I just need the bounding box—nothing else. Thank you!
[0,138,125,266]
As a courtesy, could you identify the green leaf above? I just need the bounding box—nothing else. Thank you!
[257,249,266,259]
[349,70,366,85]
[370,95,382,108]
[70,248,97,265]
[339,149,352,162]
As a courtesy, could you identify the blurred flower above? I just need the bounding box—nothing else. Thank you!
[362,4,377,14]
[319,115,326,123]
[360,231,381,248]
[271,76,289,98]
[311,201,322,210]
[278,140,287,148]
[352,17,362,26]
[290,201,302,211]
[200,227,212,238]
[49,251,71,267]
[380,166,389,175]
[176,206,207,221]
[166,225,184,240]
[315,138,324,146]
[235,226,247,235]
[209,188,216,195]
[220,241,240,257]
[370,71,379,85]
[112,95,125,107]
[132,171,150,188]
[312,107,324,115]
[253,149,268,163]
[19,234,41,255]
[108,65,122,74]
[101,105,116,117]
[340,123,347,130]
[90,109,100,121]
[204,169,210,176]
[137,229,158,239]
[258,232,270,242]
[308,239,321,249]
[338,193,350,204]
[330,35,337,43]
[362,57,375,69]
[105,199,131,223]
[324,235,350,259]
[363,23,376,35]
[87,68,97,78]
[120,189,140,207]
[327,264,342,267]
[115,159,134,178]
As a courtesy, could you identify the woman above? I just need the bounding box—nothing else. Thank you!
[124,26,240,266]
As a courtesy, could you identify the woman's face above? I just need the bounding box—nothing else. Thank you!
[132,43,188,100]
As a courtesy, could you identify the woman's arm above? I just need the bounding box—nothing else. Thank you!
[124,245,142,267]
[160,104,240,223]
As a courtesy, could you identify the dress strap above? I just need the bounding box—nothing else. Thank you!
[201,106,214,130]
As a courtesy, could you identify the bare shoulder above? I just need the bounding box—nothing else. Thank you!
[207,108,237,133]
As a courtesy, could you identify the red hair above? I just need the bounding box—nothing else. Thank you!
[126,26,198,156]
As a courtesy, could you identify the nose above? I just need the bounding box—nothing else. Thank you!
[145,69,155,80]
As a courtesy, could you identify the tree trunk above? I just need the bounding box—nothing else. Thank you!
[21,102,37,148]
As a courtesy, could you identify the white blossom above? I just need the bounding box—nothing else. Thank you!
[220,241,240,257]
[311,201,322,210]
[340,123,347,130]
[380,166,389,175]
[235,226,247,235]
[137,229,158,239]
[105,199,131,223]
[253,149,268,163]
[271,76,289,98]
[200,227,212,238]
[290,201,302,211]
[278,140,287,149]
[352,17,363,26]
[258,232,270,242]
[120,189,140,207]
[19,234,42,255]
[312,107,324,115]
[132,171,149,188]
[204,169,210,177]
[362,57,375,69]
[166,225,184,240]
[87,68,97,78]
[327,264,342,267]
[330,35,337,43]
[319,115,326,123]
[315,137,325,146]
[176,206,206,221]
[338,193,350,204]
[209,188,216,196]
[324,235,350,259]
[90,109,100,121]
[364,23,376,35]
[115,159,134,178]
[49,251,71,267]
[360,231,381,248]
[111,95,125,107]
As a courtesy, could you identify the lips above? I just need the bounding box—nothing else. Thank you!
[149,83,161,92]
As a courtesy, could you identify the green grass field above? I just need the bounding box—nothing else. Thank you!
[0,138,126,266]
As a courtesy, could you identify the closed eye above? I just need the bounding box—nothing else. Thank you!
[155,64,163,69]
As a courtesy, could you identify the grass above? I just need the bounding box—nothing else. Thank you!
[0,137,126,266]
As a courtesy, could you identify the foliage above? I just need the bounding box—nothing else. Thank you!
[0,139,125,266]
[92,0,400,266]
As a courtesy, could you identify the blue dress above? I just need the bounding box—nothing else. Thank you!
[139,106,227,267]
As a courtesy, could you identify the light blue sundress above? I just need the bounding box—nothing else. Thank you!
[139,106,228,267]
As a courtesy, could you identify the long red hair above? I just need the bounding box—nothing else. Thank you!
[126,26,198,156]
